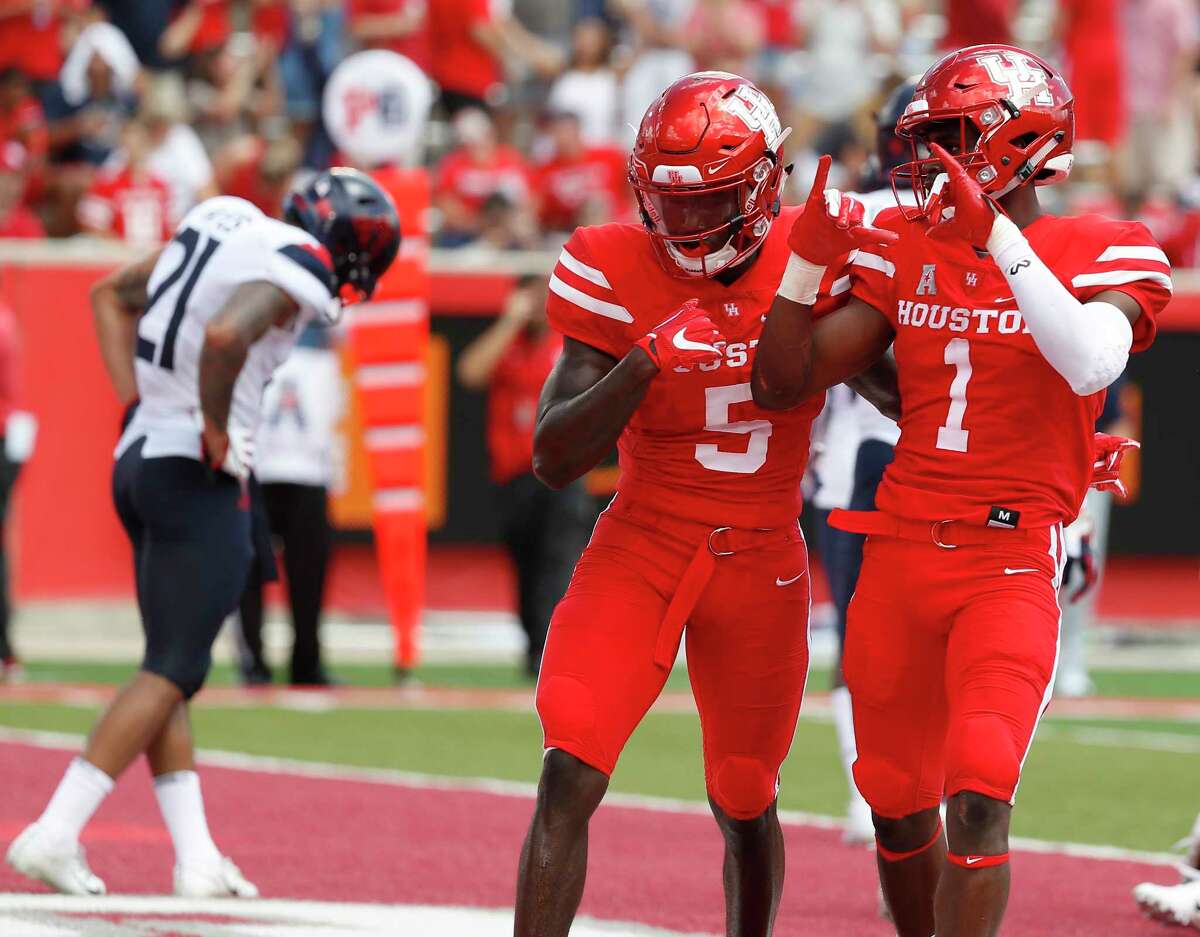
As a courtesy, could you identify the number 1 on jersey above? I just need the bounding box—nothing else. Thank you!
[936,337,971,453]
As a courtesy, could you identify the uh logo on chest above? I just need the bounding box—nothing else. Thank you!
[670,301,762,374]
[896,263,1032,337]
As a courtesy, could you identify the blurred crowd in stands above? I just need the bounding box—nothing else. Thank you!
[3,0,1200,265]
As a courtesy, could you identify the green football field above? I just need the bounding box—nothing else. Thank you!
[1,660,1196,856]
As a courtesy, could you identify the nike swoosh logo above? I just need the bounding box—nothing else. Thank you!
[994,296,1015,303]
[673,329,718,353]
[965,856,984,865]
[1004,567,1040,575]
[776,572,806,587]
[706,158,732,175]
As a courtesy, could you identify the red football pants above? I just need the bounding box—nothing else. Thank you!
[536,497,811,820]
[842,522,1066,819]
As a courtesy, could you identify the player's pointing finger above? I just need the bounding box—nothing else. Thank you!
[928,142,965,178]
[806,155,832,205]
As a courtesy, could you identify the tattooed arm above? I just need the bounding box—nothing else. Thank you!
[89,250,163,404]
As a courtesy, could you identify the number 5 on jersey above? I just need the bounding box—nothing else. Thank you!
[696,383,773,474]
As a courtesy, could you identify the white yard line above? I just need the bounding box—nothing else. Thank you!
[0,727,1177,869]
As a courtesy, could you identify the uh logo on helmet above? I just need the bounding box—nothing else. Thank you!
[891,43,1075,222]
[629,72,792,278]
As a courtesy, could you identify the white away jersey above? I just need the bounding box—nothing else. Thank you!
[117,197,337,469]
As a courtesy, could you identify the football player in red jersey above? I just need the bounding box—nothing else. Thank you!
[512,72,894,937]
[753,45,1172,937]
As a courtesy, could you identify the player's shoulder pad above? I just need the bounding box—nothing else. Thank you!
[265,221,338,297]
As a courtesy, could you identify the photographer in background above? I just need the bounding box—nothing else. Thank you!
[457,276,590,678]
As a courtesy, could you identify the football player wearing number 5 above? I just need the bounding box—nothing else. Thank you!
[513,72,896,937]
[753,45,1172,937]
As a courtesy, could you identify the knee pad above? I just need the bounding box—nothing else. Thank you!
[946,715,1022,803]
[535,675,608,773]
[143,646,211,700]
[852,754,930,820]
[710,755,777,820]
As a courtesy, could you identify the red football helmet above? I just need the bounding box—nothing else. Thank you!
[891,44,1074,221]
[629,71,791,278]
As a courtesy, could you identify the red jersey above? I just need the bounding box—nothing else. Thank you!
[347,0,429,70]
[427,0,498,100]
[78,166,172,245]
[488,329,562,484]
[546,207,824,529]
[534,145,629,232]
[436,145,530,217]
[0,203,44,238]
[850,210,1171,528]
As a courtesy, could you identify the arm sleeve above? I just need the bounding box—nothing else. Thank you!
[1068,220,1172,353]
[545,228,633,360]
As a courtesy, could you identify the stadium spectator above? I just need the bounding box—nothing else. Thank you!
[77,117,172,246]
[0,0,94,99]
[1117,0,1200,198]
[456,275,590,678]
[533,109,628,234]
[183,24,281,152]
[940,0,1016,49]
[1054,0,1123,154]
[213,131,301,216]
[0,141,44,236]
[615,0,695,140]
[236,319,343,687]
[546,17,620,146]
[346,0,428,70]
[0,67,47,203]
[93,0,172,68]
[685,0,764,76]
[159,0,233,64]
[142,73,217,225]
[427,0,562,114]
[277,0,344,169]
[434,107,532,247]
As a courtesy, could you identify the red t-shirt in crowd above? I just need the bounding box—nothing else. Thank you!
[749,0,794,46]
[427,0,499,100]
[0,203,44,237]
[0,96,47,162]
[347,0,429,71]
[535,145,629,232]
[0,0,90,81]
[487,329,561,484]
[436,145,530,217]
[79,166,173,245]
[942,0,1015,49]
[1059,0,1122,144]
[251,0,289,48]
[169,0,231,55]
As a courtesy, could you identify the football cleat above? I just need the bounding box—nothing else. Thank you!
[6,822,106,895]
[174,856,259,898]
[1133,879,1200,927]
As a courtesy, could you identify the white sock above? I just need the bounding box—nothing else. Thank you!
[831,686,861,795]
[37,757,114,845]
[153,770,222,870]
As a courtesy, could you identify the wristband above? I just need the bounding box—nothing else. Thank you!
[777,254,826,306]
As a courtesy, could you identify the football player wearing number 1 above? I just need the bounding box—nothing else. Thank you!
[6,170,400,898]
[513,72,896,937]
[753,45,1172,937]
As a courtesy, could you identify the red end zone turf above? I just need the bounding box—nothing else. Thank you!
[0,741,1175,935]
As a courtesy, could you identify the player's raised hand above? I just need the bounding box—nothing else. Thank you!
[787,155,899,266]
[635,298,725,372]
[925,142,1000,248]
[1090,432,1139,497]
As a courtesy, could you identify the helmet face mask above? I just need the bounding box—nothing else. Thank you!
[889,44,1075,222]
[629,72,789,278]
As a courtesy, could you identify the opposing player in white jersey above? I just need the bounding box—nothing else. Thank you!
[808,80,914,845]
[6,169,400,897]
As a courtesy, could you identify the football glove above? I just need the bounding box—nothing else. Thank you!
[787,154,899,266]
[1090,432,1139,497]
[1062,513,1098,604]
[925,142,1002,249]
[635,299,725,371]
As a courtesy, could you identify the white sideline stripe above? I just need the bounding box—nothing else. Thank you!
[557,248,613,289]
[851,251,895,278]
[0,727,1177,868]
[355,363,425,387]
[349,299,427,325]
[1038,724,1200,754]
[830,274,852,296]
[1071,270,1174,292]
[0,896,706,937]
[548,273,633,323]
[1096,245,1171,266]
[372,487,423,512]
[364,425,424,448]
